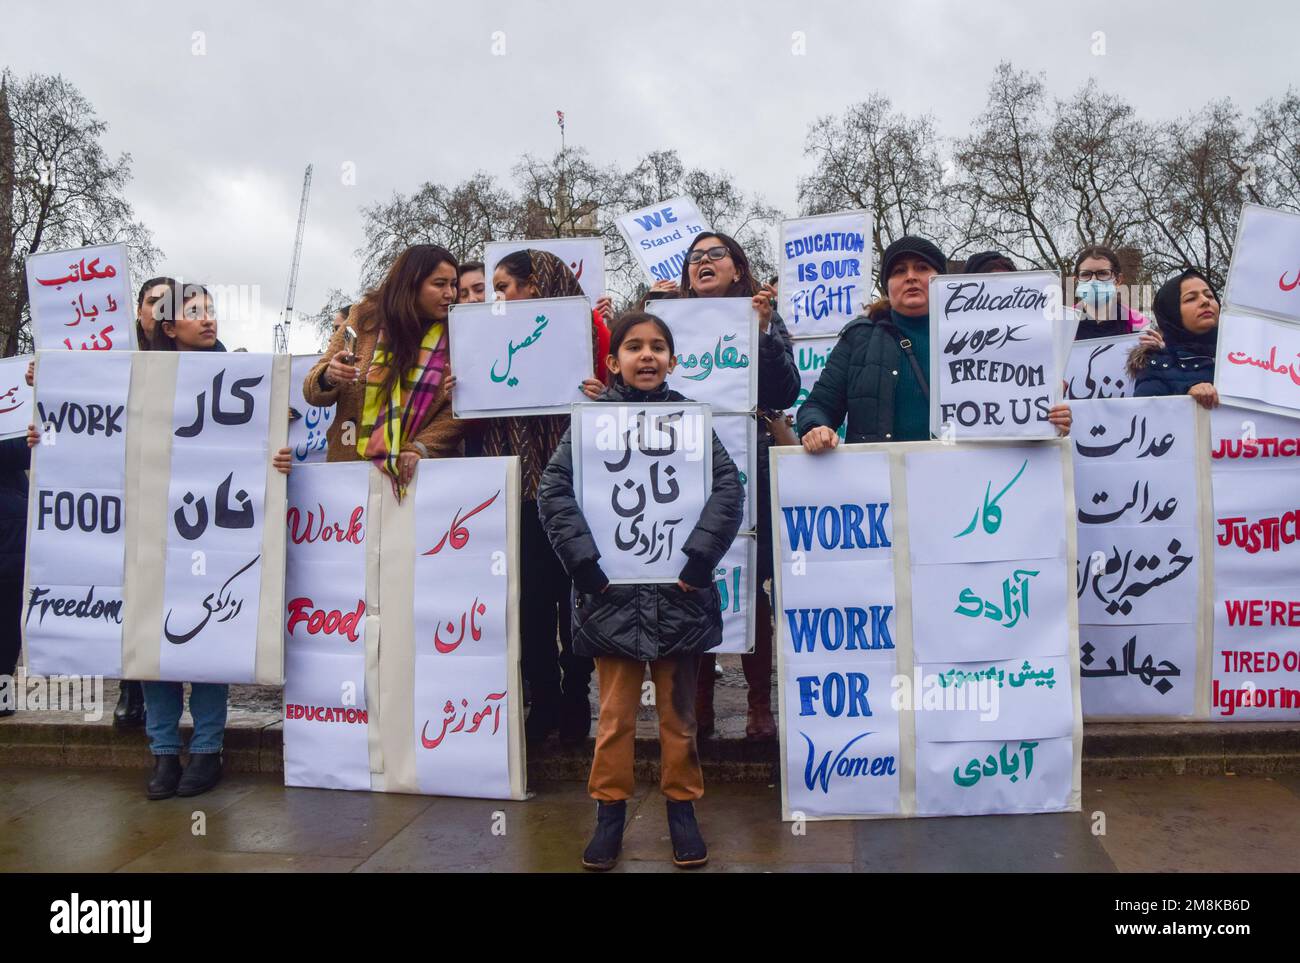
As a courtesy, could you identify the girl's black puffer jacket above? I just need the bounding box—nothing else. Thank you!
[536,379,744,661]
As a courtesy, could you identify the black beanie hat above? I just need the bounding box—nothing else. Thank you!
[963,250,1016,274]
[1154,268,1220,349]
[880,236,948,285]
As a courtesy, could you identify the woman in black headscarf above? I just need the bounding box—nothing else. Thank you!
[1129,268,1221,408]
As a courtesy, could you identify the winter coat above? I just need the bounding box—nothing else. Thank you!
[303,298,464,462]
[0,438,31,581]
[795,303,922,443]
[755,310,801,493]
[1130,341,1216,398]
[536,379,744,661]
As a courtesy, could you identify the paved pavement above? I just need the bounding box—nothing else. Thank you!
[3,767,1299,872]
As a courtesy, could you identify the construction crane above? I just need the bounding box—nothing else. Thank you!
[273,164,313,353]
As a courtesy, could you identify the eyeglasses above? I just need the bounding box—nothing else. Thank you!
[1078,270,1115,282]
[687,246,730,265]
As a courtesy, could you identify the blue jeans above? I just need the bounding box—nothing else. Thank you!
[141,681,228,755]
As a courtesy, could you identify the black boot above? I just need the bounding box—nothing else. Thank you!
[558,684,591,746]
[177,751,223,797]
[114,680,145,728]
[666,799,708,868]
[581,800,626,871]
[146,754,183,800]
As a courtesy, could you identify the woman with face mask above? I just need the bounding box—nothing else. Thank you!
[1129,269,1221,409]
[1073,245,1149,340]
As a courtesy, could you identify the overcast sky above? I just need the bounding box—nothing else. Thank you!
[4,0,1297,351]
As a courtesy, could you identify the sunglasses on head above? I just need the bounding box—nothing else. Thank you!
[687,245,730,265]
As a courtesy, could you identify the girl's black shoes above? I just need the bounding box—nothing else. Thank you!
[177,751,223,797]
[666,799,708,868]
[581,800,627,871]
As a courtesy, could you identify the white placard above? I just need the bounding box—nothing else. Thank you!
[791,336,844,439]
[1209,402,1300,720]
[1063,333,1139,400]
[25,242,135,351]
[615,196,710,285]
[284,461,370,657]
[484,238,606,303]
[915,736,1074,817]
[158,353,276,683]
[23,351,131,677]
[288,354,332,464]
[911,558,1070,663]
[905,444,1067,565]
[0,355,34,439]
[713,414,754,531]
[1224,203,1300,325]
[283,650,371,791]
[771,440,1081,820]
[1079,623,1197,718]
[930,271,1063,440]
[913,655,1074,743]
[413,654,512,798]
[1215,308,1300,417]
[1209,404,1300,472]
[653,297,758,414]
[778,211,872,338]
[713,532,755,655]
[449,296,592,417]
[781,654,901,818]
[574,403,710,583]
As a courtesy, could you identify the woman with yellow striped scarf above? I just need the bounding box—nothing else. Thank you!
[304,245,465,493]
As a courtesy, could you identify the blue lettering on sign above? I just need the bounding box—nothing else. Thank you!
[801,731,897,793]
[784,606,894,652]
[632,206,678,232]
[796,671,873,717]
[781,503,890,551]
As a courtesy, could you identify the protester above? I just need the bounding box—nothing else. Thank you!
[0,437,30,720]
[332,303,352,334]
[457,249,609,746]
[304,244,464,496]
[26,281,293,796]
[660,231,799,740]
[963,250,1017,273]
[798,235,1073,448]
[537,309,744,870]
[1073,245,1148,340]
[134,276,176,348]
[1129,268,1221,408]
[457,261,487,304]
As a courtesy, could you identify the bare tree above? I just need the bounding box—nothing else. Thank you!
[799,93,946,268]
[0,70,158,355]
[356,172,520,290]
[1251,88,1300,214]
[949,63,1069,271]
[1129,100,1252,287]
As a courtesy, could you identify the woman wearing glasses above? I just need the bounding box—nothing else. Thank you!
[655,231,799,741]
[1072,245,1149,340]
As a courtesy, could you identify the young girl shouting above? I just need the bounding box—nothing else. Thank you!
[537,311,744,871]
